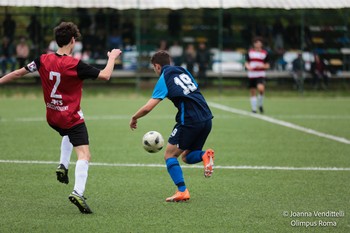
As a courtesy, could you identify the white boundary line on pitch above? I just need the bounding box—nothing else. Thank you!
[208,102,350,145]
[0,160,350,171]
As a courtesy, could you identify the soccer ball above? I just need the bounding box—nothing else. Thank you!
[142,131,164,153]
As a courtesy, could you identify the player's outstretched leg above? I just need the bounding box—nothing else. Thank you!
[202,149,215,178]
[56,164,69,184]
[68,190,93,214]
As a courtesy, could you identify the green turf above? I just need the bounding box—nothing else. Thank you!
[0,89,350,232]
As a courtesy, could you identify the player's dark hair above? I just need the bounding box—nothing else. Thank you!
[252,36,264,44]
[151,50,171,67]
[54,22,81,47]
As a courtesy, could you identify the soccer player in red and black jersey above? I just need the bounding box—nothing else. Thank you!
[0,22,122,214]
[245,37,270,113]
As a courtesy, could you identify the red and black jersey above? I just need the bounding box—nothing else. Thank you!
[26,53,100,129]
[246,49,269,79]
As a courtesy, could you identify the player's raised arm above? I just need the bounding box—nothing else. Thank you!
[97,49,122,81]
[0,67,30,84]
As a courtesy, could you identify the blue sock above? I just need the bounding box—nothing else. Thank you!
[166,158,186,192]
[185,150,205,164]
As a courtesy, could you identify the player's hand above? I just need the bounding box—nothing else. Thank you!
[129,117,137,130]
[107,49,122,60]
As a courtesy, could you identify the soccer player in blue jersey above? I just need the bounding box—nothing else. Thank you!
[129,50,215,202]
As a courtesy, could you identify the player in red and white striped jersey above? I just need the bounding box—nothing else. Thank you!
[245,37,270,113]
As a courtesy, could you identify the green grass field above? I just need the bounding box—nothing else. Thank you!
[0,87,350,232]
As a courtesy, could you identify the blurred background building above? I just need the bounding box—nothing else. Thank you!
[1,1,350,88]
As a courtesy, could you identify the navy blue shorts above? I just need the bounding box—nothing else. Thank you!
[168,119,212,151]
[49,122,89,147]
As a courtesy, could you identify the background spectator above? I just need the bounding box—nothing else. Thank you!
[72,40,83,59]
[168,41,183,66]
[81,44,93,63]
[183,43,196,75]
[291,53,306,91]
[196,42,211,87]
[0,36,16,74]
[157,40,168,51]
[48,39,59,53]
[311,53,329,89]
[16,36,30,68]
[26,15,42,58]
[3,14,16,42]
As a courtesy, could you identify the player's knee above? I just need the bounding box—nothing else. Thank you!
[78,153,91,161]
[164,153,179,161]
[75,145,91,161]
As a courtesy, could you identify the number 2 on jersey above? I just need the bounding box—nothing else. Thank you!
[49,71,62,99]
[174,73,197,95]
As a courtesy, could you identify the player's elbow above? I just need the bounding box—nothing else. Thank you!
[100,75,111,81]
[98,71,111,81]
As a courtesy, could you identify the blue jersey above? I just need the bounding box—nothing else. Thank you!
[152,65,213,125]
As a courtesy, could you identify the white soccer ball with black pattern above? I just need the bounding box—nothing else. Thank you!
[142,131,164,153]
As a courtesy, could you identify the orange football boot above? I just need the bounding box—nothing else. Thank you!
[165,189,190,202]
[202,149,215,178]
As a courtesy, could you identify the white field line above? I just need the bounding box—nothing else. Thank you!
[270,115,350,120]
[0,160,350,171]
[208,102,350,145]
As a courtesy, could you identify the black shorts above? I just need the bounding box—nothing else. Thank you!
[49,122,89,147]
[168,119,212,151]
[248,77,266,88]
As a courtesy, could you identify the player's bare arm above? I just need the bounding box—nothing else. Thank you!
[0,67,29,84]
[98,49,122,80]
[130,98,162,130]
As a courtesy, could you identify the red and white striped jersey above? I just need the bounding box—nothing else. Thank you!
[246,49,269,79]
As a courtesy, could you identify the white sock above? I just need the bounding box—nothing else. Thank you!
[74,160,89,196]
[258,94,264,107]
[250,96,257,112]
[60,136,73,169]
